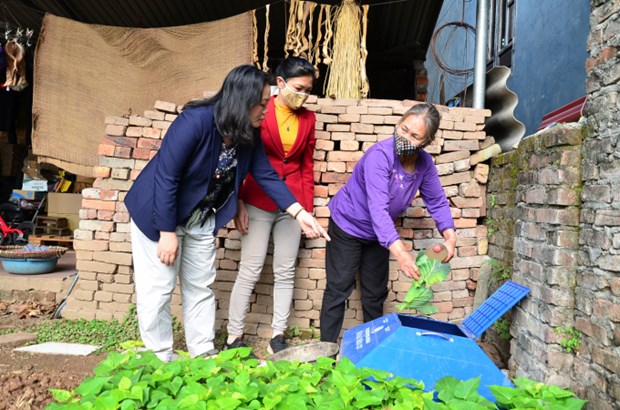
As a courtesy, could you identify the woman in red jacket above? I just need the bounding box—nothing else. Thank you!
[227,57,316,354]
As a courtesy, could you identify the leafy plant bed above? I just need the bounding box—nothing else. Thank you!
[47,344,586,409]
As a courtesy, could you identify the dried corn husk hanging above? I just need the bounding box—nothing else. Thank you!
[305,3,317,61]
[325,0,362,99]
[252,6,271,72]
[262,5,270,72]
[359,4,370,98]
[298,2,312,58]
[284,0,298,57]
[311,4,326,75]
[285,0,314,58]
[321,5,334,65]
[252,10,260,68]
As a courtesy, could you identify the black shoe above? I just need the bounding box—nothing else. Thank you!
[268,334,287,354]
[225,337,250,350]
[225,337,257,359]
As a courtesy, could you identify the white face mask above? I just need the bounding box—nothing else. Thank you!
[280,80,310,110]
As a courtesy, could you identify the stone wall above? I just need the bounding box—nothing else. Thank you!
[501,124,584,382]
[575,1,620,408]
[62,96,493,340]
[486,149,519,272]
[485,3,620,407]
[0,273,75,304]
[488,122,604,396]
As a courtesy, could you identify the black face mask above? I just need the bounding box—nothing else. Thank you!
[393,133,429,157]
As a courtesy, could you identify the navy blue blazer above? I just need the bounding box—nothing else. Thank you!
[125,105,297,241]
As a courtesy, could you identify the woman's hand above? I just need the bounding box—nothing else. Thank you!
[234,200,249,234]
[389,240,420,280]
[397,253,420,280]
[296,210,331,241]
[157,231,179,266]
[442,228,457,262]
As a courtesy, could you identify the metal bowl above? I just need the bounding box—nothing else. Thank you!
[269,341,339,363]
[1,258,59,274]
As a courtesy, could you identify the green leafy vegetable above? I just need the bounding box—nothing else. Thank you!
[397,251,451,313]
[489,377,587,409]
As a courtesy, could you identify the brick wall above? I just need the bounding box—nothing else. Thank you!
[62,97,493,340]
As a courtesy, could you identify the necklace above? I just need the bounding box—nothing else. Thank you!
[275,103,296,132]
[284,114,294,132]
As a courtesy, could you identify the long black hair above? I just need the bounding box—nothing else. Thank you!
[184,65,268,145]
[276,56,316,81]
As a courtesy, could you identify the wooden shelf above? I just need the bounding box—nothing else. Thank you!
[28,234,74,249]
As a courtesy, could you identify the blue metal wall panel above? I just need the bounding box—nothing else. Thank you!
[426,0,589,139]
[509,0,589,136]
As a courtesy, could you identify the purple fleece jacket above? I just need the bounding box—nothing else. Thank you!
[328,137,455,248]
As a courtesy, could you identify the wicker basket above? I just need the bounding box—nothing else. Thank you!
[0,245,68,260]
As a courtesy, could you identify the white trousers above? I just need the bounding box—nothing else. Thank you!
[131,217,217,361]
[227,204,302,337]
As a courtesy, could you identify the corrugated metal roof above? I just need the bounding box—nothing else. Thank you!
[3,0,442,64]
[4,0,270,28]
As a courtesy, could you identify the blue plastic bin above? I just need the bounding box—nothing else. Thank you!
[341,281,530,402]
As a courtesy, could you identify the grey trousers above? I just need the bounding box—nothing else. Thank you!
[227,204,302,337]
[131,217,217,361]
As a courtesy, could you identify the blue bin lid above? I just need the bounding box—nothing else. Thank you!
[461,281,530,339]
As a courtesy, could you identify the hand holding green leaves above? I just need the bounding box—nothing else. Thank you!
[396,250,450,314]
[390,239,421,279]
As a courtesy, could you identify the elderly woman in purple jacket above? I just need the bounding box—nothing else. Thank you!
[125,65,328,362]
[320,103,457,343]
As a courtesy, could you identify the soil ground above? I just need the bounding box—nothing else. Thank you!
[0,310,105,410]
[0,301,308,410]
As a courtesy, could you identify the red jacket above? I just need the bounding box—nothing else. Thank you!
[239,96,315,212]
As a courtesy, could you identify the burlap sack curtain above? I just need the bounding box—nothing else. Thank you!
[33,13,253,176]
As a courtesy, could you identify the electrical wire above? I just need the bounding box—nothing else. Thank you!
[430,21,475,79]
[427,0,477,105]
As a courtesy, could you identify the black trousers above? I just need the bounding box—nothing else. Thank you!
[320,218,390,342]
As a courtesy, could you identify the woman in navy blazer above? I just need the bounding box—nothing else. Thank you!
[125,65,328,362]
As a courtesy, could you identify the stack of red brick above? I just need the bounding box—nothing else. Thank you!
[65,97,497,340]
